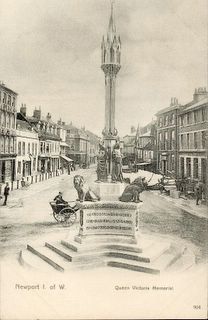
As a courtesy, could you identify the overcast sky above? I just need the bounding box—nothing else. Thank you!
[0,0,207,136]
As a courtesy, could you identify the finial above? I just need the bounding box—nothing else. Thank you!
[108,0,116,37]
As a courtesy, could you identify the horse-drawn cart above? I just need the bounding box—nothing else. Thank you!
[49,201,79,225]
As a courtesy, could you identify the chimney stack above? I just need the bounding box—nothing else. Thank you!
[193,87,208,102]
[170,97,179,107]
[46,112,52,122]
[20,103,27,116]
[33,107,41,120]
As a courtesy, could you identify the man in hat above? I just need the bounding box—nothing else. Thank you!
[3,182,10,206]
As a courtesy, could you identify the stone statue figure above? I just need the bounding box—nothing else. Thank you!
[73,175,100,202]
[96,142,108,182]
[112,140,123,182]
[119,177,147,203]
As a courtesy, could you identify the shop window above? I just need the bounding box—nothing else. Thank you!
[193,158,199,179]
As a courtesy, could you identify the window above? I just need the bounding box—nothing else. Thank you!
[28,143,30,154]
[35,143,37,155]
[3,93,6,103]
[180,135,184,150]
[194,111,198,123]
[171,155,175,171]
[165,115,169,126]
[10,137,14,153]
[186,158,191,177]
[165,131,168,149]
[202,131,206,149]
[180,157,184,178]
[187,113,191,125]
[40,142,43,153]
[12,97,15,106]
[22,142,25,155]
[18,142,21,155]
[5,137,9,153]
[171,114,175,125]
[202,107,205,122]
[194,132,197,149]
[33,159,36,171]
[6,114,9,127]
[17,161,21,174]
[8,95,11,106]
[180,115,184,126]
[171,130,175,149]
[32,143,34,155]
[193,158,199,179]
[187,134,190,149]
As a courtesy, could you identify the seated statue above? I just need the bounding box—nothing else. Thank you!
[119,177,147,203]
[73,175,100,202]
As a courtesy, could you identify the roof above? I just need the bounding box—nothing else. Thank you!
[60,142,69,147]
[156,104,180,116]
[0,83,18,95]
[38,132,61,141]
[138,141,154,150]
[140,131,151,137]
[180,97,208,114]
[16,119,33,132]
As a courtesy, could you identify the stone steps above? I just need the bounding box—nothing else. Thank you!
[27,245,65,272]
[19,237,195,275]
[60,239,143,254]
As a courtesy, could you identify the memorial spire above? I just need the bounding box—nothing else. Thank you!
[108,0,116,40]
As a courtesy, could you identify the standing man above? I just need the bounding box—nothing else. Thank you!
[67,164,71,175]
[195,180,203,205]
[3,182,10,206]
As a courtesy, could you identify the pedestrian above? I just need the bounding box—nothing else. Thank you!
[3,182,10,206]
[195,181,203,205]
[68,164,71,175]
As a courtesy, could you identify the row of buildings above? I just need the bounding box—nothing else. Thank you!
[0,82,99,186]
[123,87,208,185]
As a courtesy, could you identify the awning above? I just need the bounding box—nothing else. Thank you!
[67,150,86,155]
[60,155,74,162]
[136,162,150,166]
[60,142,69,147]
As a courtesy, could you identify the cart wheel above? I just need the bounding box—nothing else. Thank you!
[60,208,77,226]
[53,210,68,223]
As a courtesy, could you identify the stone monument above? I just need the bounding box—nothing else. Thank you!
[19,1,196,274]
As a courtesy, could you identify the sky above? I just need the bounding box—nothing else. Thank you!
[0,0,207,136]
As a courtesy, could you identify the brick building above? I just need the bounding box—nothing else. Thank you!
[18,107,61,174]
[0,82,17,184]
[65,123,90,167]
[156,98,181,177]
[16,115,39,180]
[136,121,157,172]
[178,88,208,183]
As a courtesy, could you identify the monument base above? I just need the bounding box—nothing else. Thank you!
[91,182,125,201]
